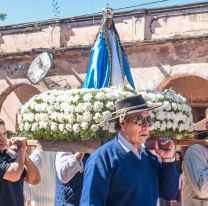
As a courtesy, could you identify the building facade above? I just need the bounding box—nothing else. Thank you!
[1,1,208,133]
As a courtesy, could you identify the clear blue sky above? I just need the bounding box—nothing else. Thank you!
[1,0,208,26]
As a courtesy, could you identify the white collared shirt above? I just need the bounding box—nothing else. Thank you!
[118,133,148,160]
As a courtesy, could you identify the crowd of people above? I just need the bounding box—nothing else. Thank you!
[1,94,208,206]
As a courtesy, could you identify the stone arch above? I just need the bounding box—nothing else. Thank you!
[0,83,41,132]
[155,74,206,91]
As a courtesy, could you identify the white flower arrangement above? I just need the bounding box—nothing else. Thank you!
[137,89,194,138]
[18,88,134,141]
[18,87,194,140]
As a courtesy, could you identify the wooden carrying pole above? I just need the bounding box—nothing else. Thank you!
[23,139,208,152]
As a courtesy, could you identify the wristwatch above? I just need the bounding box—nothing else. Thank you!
[162,156,175,163]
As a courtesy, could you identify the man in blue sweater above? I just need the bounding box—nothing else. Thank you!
[80,95,178,206]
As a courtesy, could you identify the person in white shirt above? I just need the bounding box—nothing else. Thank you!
[24,149,56,206]
[182,109,208,206]
[54,152,90,206]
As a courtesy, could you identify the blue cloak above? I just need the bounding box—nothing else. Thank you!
[82,28,135,89]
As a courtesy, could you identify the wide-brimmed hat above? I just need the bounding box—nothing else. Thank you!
[100,94,162,124]
[193,109,208,131]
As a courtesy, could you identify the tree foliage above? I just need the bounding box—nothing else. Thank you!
[0,13,7,21]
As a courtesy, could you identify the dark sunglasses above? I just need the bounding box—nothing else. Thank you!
[137,116,153,127]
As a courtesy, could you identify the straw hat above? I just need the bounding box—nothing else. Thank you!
[193,109,208,131]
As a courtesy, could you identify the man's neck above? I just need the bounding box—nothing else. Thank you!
[119,132,140,152]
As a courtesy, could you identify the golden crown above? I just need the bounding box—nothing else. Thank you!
[102,4,113,19]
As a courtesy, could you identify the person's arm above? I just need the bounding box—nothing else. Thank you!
[55,152,85,184]
[24,153,41,185]
[80,156,111,206]
[182,144,208,198]
[3,137,27,182]
[155,140,179,201]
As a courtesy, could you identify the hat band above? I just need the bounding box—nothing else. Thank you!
[99,104,147,126]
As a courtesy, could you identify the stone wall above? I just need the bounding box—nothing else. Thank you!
[1,1,208,130]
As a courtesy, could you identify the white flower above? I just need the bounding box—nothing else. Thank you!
[47,105,55,114]
[56,96,63,102]
[66,96,74,104]
[73,124,80,133]
[83,102,93,111]
[163,101,171,111]
[166,121,173,129]
[35,104,41,112]
[91,124,99,132]
[149,111,155,119]
[160,122,166,131]
[73,95,80,103]
[106,101,115,110]
[172,121,178,130]
[178,104,182,110]
[51,122,58,131]
[66,114,75,124]
[58,113,65,123]
[83,93,92,102]
[150,123,156,131]
[39,121,48,129]
[102,122,109,130]
[66,124,73,131]
[184,122,189,130]
[41,103,47,112]
[19,123,24,131]
[156,93,164,100]
[96,92,106,100]
[83,112,92,122]
[155,121,160,128]
[18,115,22,124]
[68,105,76,113]
[177,112,184,121]
[106,93,116,100]
[30,102,37,110]
[23,114,28,121]
[178,124,185,132]
[172,103,177,111]
[24,122,30,131]
[109,122,116,133]
[34,113,40,122]
[77,114,84,123]
[156,111,166,121]
[31,123,39,131]
[54,103,60,110]
[102,111,111,119]
[59,124,65,132]
[41,113,49,122]
[81,122,88,130]
[75,103,84,113]
[51,112,58,121]
[93,101,104,112]
[93,113,104,123]
[28,113,34,122]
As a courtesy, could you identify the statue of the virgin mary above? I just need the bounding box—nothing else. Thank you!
[82,6,135,90]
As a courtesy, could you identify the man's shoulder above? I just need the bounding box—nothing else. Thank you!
[87,137,122,163]
[186,144,207,155]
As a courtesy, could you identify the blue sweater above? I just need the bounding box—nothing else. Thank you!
[80,137,178,206]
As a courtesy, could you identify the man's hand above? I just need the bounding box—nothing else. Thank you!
[155,138,175,159]
[10,137,28,151]
[75,153,85,164]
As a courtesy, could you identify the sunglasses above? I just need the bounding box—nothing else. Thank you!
[137,116,153,127]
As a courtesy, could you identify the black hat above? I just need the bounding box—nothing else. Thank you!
[101,94,161,124]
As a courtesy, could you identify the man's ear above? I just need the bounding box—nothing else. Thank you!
[119,119,125,130]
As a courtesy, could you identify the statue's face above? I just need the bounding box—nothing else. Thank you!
[106,19,112,29]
